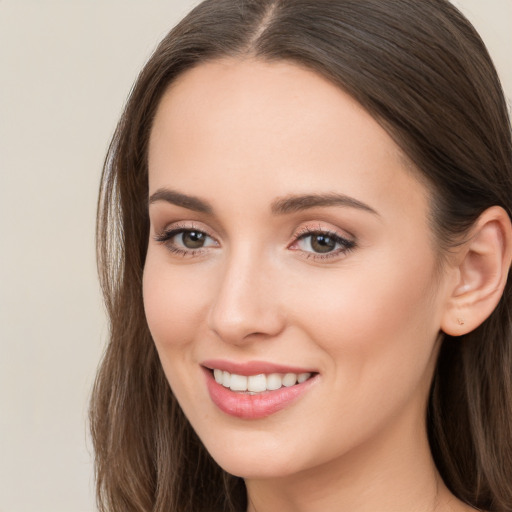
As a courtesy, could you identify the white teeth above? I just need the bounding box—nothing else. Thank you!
[266,373,283,391]
[214,369,223,384]
[282,373,297,387]
[213,369,312,393]
[298,372,310,383]
[229,374,248,391]
[248,374,267,392]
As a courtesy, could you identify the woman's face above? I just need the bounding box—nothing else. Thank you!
[144,59,454,479]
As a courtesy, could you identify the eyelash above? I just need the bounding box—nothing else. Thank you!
[153,224,356,261]
[154,223,215,258]
[291,227,356,260]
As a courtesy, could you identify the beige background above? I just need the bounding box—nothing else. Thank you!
[0,1,510,511]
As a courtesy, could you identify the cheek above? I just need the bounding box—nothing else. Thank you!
[142,253,214,411]
[288,247,441,384]
[142,252,209,351]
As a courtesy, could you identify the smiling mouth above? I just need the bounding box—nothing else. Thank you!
[203,366,319,419]
[210,368,314,394]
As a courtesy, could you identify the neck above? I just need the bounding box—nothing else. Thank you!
[245,403,462,512]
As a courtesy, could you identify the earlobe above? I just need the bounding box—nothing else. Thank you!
[441,206,512,336]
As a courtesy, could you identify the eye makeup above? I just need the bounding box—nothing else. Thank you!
[153,220,356,262]
[288,225,356,261]
[153,222,219,258]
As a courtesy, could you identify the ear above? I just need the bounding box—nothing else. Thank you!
[441,206,512,336]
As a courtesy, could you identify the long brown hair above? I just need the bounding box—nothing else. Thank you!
[90,1,512,511]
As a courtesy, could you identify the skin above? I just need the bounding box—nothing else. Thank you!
[143,59,478,512]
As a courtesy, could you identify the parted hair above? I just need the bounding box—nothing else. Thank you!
[90,1,512,511]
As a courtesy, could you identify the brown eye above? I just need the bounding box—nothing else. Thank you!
[181,231,207,249]
[293,230,355,258]
[154,227,217,255]
[310,234,337,253]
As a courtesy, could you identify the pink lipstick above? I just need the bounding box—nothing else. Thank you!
[201,360,318,419]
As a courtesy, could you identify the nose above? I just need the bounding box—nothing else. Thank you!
[207,248,286,345]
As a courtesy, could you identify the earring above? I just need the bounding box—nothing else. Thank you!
[457,318,465,326]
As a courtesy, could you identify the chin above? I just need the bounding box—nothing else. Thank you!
[215,455,299,480]
[198,430,316,480]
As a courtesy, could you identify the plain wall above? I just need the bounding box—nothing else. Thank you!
[0,1,510,511]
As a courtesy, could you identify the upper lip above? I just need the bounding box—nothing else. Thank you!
[201,359,316,376]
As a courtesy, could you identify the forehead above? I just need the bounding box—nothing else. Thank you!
[150,58,397,160]
[148,58,430,227]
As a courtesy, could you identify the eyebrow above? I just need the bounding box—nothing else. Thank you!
[270,193,379,216]
[149,188,213,214]
[149,188,378,217]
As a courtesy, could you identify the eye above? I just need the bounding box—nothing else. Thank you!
[176,230,210,249]
[154,226,218,255]
[300,233,338,254]
[291,228,355,259]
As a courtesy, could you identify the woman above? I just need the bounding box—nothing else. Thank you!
[90,1,512,511]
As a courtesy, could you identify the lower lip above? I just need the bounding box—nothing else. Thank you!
[203,367,318,419]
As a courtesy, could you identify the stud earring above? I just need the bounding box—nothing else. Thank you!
[457,318,465,326]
